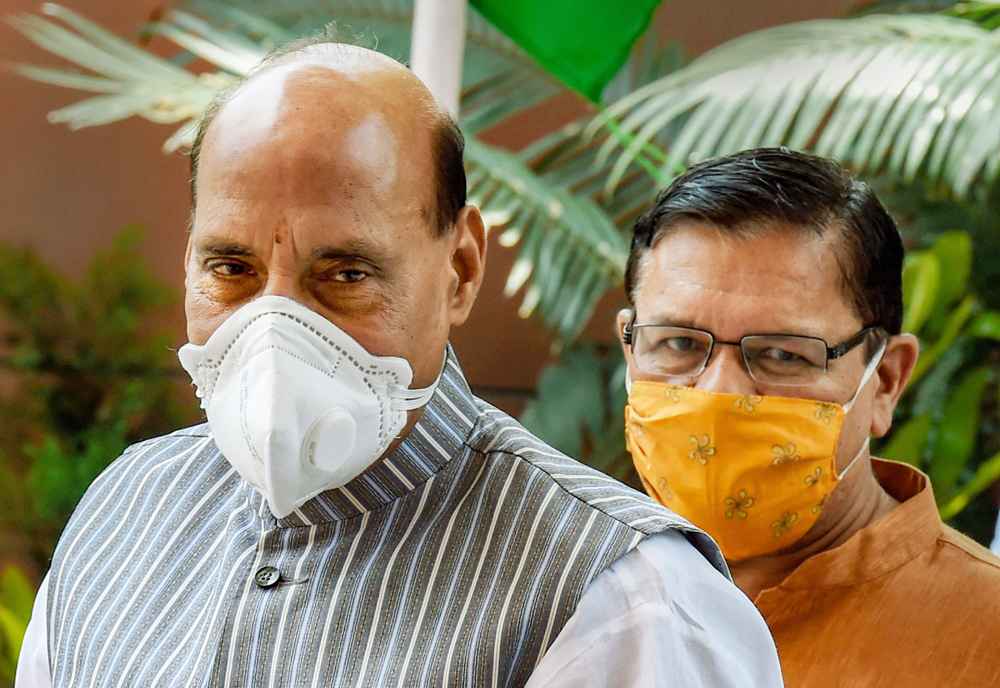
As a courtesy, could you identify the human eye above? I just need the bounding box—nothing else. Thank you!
[749,338,825,378]
[206,258,254,278]
[332,269,369,283]
[662,335,699,354]
[634,328,707,377]
[641,328,703,353]
[759,347,806,363]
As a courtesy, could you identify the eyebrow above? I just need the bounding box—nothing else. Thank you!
[309,240,392,268]
[198,243,255,257]
[636,314,698,329]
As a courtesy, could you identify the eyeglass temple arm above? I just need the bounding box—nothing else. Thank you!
[827,326,880,360]
[622,311,636,345]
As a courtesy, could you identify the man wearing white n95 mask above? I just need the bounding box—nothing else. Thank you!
[16,32,782,688]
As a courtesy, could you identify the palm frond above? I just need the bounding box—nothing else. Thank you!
[177,0,565,133]
[7,6,230,144]
[848,0,957,17]
[466,138,628,340]
[944,1,1000,29]
[599,14,1000,199]
[10,2,565,144]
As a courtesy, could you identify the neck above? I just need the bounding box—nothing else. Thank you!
[729,459,898,600]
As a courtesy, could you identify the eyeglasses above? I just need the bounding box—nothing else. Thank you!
[624,316,882,386]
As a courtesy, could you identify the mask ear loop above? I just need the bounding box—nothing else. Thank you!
[390,351,448,410]
[842,340,887,415]
[838,339,888,480]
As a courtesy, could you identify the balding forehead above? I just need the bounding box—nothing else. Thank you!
[205,61,429,153]
[204,57,440,145]
[263,42,409,77]
[222,44,437,120]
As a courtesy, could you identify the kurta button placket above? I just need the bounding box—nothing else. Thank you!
[254,565,280,588]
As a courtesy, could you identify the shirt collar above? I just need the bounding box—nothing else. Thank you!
[248,345,479,527]
[770,458,942,590]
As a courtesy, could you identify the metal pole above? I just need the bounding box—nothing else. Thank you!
[410,0,467,117]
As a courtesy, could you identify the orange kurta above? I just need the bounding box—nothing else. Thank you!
[754,459,1000,687]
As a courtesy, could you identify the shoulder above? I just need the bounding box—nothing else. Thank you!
[527,531,782,688]
[465,400,727,574]
[70,423,229,520]
[93,423,218,484]
[938,525,1000,586]
[53,423,238,568]
[466,401,672,529]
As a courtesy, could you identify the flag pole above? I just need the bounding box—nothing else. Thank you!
[410,0,467,117]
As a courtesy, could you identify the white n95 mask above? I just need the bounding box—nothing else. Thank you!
[177,295,441,518]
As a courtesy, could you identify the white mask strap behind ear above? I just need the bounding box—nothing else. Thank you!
[843,340,887,415]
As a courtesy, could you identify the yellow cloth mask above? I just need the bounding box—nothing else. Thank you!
[625,347,883,561]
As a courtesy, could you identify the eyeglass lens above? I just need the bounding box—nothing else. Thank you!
[631,326,829,386]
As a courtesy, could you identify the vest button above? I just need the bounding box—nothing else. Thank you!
[254,565,280,588]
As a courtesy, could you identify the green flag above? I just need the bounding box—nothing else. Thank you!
[469,0,663,101]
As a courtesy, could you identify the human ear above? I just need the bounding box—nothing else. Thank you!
[616,308,636,370]
[182,236,195,287]
[447,204,488,326]
[870,333,920,437]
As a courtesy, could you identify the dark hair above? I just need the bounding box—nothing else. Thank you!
[624,148,904,357]
[189,28,466,236]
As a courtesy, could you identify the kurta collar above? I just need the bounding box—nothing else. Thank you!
[764,458,942,592]
[245,345,479,527]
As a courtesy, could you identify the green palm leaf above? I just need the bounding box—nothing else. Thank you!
[8,5,238,150]
[467,138,628,339]
[9,1,564,146]
[179,0,564,134]
[599,14,1000,199]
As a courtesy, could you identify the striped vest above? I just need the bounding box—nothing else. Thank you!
[47,352,722,687]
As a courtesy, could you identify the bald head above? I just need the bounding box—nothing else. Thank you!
[191,39,465,235]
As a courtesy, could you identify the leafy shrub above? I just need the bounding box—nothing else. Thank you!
[0,226,196,565]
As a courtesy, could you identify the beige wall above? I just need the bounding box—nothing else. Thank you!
[0,0,859,414]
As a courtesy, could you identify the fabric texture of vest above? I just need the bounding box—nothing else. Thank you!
[47,350,723,687]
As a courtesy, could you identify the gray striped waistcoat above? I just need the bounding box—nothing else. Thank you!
[48,352,722,687]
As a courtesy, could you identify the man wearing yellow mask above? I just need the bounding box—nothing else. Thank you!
[620,148,1000,687]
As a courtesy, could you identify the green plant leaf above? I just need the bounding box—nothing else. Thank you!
[879,413,933,466]
[929,231,973,309]
[520,342,607,458]
[0,566,35,624]
[0,604,27,671]
[910,337,966,415]
[467,138,628,340]
[908,294,977,387]
[902,250,941,334]
[939,448,1000,520]
[599,13,1000,199]
[967,310,1000,340]
[9,2,565,148]
[928,365,991,500]
[0,565,33,678]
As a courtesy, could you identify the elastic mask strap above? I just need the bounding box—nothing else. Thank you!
[390,352,447,411]
[625,365,633,395]
[838,436,870,480]
[842,341,887,415]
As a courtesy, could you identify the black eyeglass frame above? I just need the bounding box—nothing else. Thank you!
[622,312,884,381]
